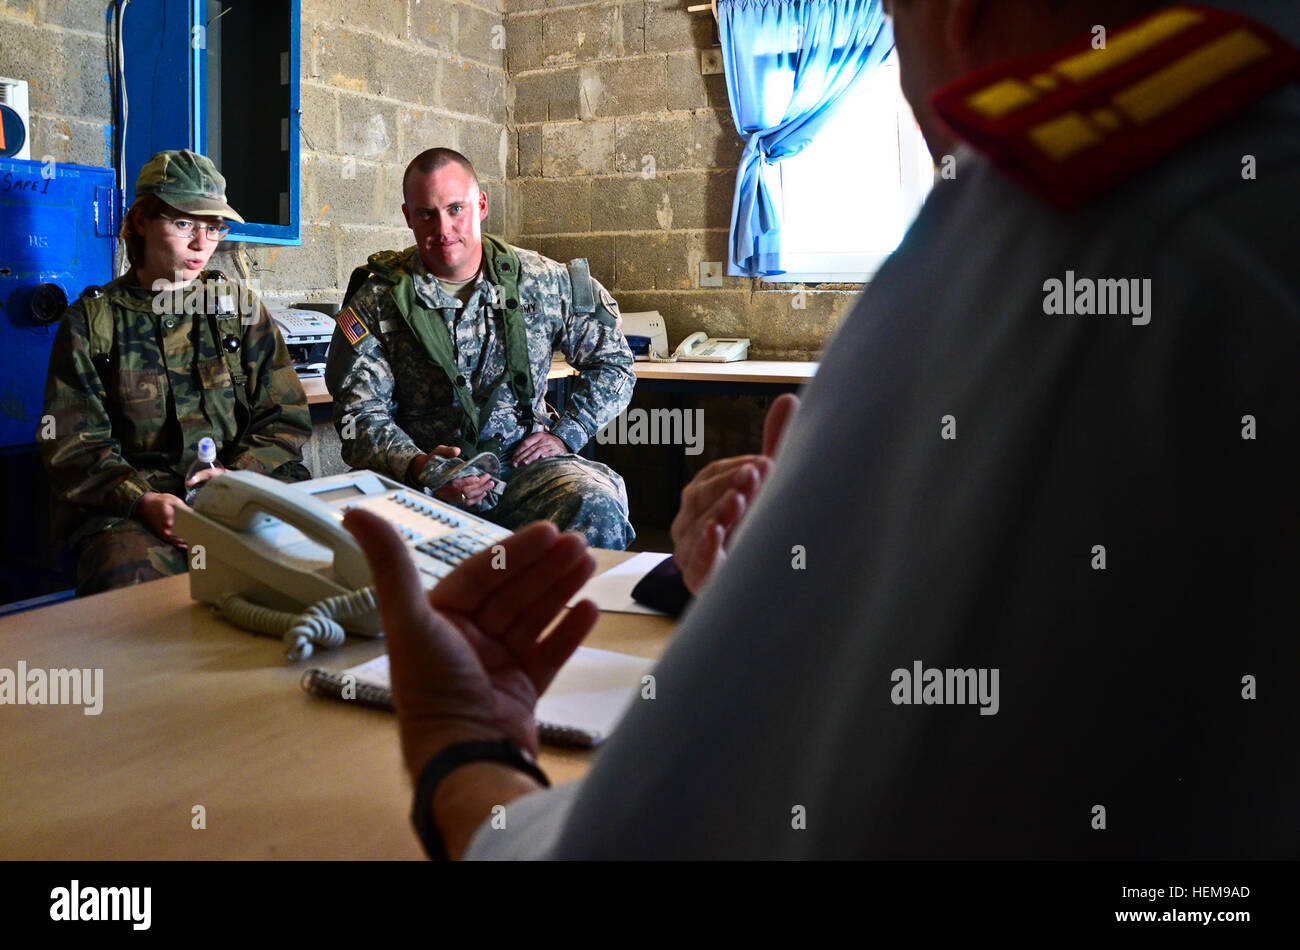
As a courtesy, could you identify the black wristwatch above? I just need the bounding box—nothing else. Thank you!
[410,739,551,860]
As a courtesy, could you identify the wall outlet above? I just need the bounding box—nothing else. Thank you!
[700,49,724,76]
[700,261,723,288]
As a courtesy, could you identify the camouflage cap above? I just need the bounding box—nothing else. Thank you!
[135,149,245,223]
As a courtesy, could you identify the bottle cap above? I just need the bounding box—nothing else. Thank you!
[197,437,217,463]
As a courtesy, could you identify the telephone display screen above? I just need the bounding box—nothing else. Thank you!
[312,485,365,504]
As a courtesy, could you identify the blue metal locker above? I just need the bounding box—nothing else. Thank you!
[0,158,117,451]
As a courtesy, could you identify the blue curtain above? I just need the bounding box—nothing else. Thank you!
[719,0,894,276]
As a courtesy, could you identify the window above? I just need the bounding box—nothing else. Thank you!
[122,0,301,244]
[768,53,932,283]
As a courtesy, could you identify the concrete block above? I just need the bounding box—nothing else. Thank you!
[746,287,852,358]
[590,176,671,232]
[541,120,615,177]
[667,50,731,111]
[576,58,666,118]
[483,180,507,235]
[441,57,507,123]
[692,108,744,167]
[667,169,734,229]
[338,93,402,162]
[510,68,580,123]
[255,222,341,296]
[397,108,460,155]
[520,234,616,286]
[620,1,646,54]
[614,231,694,291]
[303,0,406,37]
[614,114,694,174]
[376,40,440,108]
[542,6,622,67]
[461,120,508,180]
[312,156,401,227]
[516,125,542,176]
[516,178,591,234]
[504,13,543,71]
[29,114,107,168]
[299,82,339,154]
[458,2,505,69]
[406,0,457,53]
[315,28,382,94]
[337,224,411,286]
[645,1,713,53]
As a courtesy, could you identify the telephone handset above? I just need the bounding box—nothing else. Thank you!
[187,471,371,588]
[652,331,751,363]
[172,470,512,661]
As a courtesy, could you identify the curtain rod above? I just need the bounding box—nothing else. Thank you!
[686,1,717,17]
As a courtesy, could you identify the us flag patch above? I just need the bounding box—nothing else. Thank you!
[337,307,369,347]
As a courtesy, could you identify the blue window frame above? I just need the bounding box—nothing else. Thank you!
[121,0,301,245]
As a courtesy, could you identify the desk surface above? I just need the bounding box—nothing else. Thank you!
[301,359,816,404]
[0,551,673,859]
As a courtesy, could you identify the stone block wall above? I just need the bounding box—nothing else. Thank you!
[504,0,858,360]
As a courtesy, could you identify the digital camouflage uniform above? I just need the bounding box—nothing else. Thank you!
[40,273,312,595]
[326,237,636,548]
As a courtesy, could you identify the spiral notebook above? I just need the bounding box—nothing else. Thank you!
[302,647,654,748]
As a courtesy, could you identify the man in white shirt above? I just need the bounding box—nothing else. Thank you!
[345,0,1300,859]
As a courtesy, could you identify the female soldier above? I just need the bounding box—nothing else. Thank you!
[40,149,312,595]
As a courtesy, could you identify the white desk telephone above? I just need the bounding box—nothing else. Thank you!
[669,332,750,362]
[172,470,511,661]
[621,311,749,363]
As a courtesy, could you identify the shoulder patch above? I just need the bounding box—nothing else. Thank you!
[932,5,1300,210]
[599,286,620,317]
[337,307,370,348]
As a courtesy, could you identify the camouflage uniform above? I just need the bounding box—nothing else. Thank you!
[40,273,312,595]
[327,238,636,548]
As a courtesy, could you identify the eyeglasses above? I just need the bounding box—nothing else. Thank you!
[162,217,230,241]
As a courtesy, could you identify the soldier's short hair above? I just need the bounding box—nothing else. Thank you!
[402,148,479,199]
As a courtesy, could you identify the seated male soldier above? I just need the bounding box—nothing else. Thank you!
[326,148,635,549]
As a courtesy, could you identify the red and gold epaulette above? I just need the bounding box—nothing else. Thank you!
[931,5,1300,211]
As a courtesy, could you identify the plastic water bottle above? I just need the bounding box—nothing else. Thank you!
[184,437,227,505]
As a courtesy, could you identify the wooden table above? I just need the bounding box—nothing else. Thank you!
[0,550,673,859]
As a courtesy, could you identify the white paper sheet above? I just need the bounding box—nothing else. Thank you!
[567,551,673,615]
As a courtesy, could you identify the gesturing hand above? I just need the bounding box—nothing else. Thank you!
[343,511,600,774]
[670,393,799,594]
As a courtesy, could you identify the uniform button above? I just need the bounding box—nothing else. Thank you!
[223,336,241,353]
[455,375,467,387]
[505,298,517,309]
[163,318,176,329]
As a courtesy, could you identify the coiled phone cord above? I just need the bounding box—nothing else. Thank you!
[216,588,378,661]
